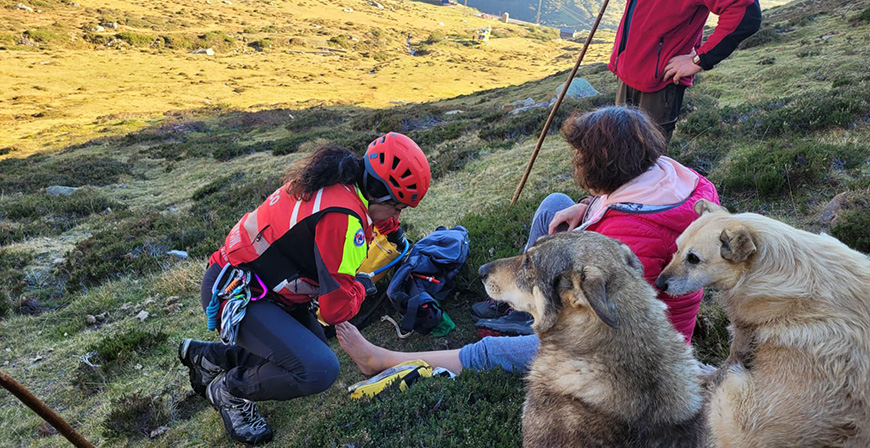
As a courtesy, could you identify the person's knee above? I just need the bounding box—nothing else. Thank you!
[294,352,340,396]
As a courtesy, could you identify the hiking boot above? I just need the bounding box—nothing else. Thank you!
[178,338,224,398]
[470,299,511,322]
[475,310,535,337]
[207,374,274,445]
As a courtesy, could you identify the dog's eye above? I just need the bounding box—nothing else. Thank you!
[686,253,701,264]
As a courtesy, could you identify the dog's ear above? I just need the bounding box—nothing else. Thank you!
[618,242,644,277]
[564,266,619,329]
[694,199,729,217]
[719,226,756,262]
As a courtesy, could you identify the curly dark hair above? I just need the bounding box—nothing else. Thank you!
[560,106,666,195]
[283,146,364,200]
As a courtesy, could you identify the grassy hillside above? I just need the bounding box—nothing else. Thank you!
[0,0,616,157]
[1,0,869,446]
[465,0,793,30]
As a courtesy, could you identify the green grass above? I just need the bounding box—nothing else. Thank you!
[2,1,870,445]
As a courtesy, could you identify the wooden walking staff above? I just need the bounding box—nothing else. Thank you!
[0,369,95,448]
[510,0,611,206]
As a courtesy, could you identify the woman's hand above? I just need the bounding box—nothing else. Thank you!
[548,203,589,234]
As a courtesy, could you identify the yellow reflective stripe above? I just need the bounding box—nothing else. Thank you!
[338,214,366,276]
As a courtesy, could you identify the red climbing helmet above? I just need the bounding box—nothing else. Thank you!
[363,132,431,207]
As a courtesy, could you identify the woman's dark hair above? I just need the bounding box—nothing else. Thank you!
[560,106,666,194]
[284,146,364,200]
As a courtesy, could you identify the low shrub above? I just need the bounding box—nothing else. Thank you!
[739,26,780,49]
[60,211,205,288]
[23,28,65,44]
[116,31,154,47]
[285,106,347,132]
[0,249,32,317]
[200,30,236,50]
[103,394,173,439]
[0,156,131,194]
[850,7,870,23]
[307,369,524,448]
[73,326,169,392]
[831,192,870,253]
[677,108,724,139]
[724,86,870,137]
[712,141,869,198]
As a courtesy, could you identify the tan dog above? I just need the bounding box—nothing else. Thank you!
[656,200,870,448]
[479,231,706,448]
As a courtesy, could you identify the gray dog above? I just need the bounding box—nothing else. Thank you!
[480,231,706,448]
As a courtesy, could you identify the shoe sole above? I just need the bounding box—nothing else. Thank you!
[476,327,534,338]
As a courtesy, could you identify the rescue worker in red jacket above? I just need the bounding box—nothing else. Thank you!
[610,0,762,141]
[178,133,431,445]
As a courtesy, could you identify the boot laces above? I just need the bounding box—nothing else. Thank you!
[237,400,268,431]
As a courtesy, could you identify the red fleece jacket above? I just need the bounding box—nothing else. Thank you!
[608,0,762,93]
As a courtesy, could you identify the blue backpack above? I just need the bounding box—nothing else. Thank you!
[386,226,470,336]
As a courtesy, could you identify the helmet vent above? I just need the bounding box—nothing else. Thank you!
[389,176,400,188]
[391,157,401,170]
[401,169,412,179]
[379,153,385,165]
[407,184,416,190]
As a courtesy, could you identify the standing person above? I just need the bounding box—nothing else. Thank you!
[338,106,719,376]
[610,0,762,142]
[178,133,431,445]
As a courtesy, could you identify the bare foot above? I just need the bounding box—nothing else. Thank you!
[336,322,395,376]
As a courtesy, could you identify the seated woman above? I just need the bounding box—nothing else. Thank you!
[338,106,719,375]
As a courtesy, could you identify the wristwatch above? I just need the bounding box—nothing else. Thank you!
[692,53,702,66]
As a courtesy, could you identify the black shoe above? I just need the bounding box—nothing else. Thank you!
[207,374,274,445]
[475,310,535,337]
[178,338,224,398]
[470,299,510,322]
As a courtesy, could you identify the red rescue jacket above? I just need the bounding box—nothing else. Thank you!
[209,182,373,325]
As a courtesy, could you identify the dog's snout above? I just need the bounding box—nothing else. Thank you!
[478,263,492,279]
[655,275,669,292]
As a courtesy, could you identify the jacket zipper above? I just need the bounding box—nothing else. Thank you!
[615,0,639,69]
[654,38,663,79]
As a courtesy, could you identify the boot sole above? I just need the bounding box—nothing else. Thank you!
[179,338,209,398]
[475,326,534,338]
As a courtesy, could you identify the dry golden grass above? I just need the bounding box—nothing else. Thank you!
[0,0,615,156]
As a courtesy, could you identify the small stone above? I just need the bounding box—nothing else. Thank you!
[95,312,108,322]
[3,361,8,366]
[85,315,97,325]
[444,110,464,115]
[136,310,149,322]
[190,48,215,55]
[342,8,353,12]
[120,302,132,311]
[222,0,231,4]
[92,25,105,32]
[64,333,68,337]
[149,425,169,438]
[143,297,157,306]
[17,3,34,12]
[134,363,143,370]
[167,250,188,259]
[5,348,11,352]
[31,355,43,363]
[45,186,79,196]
